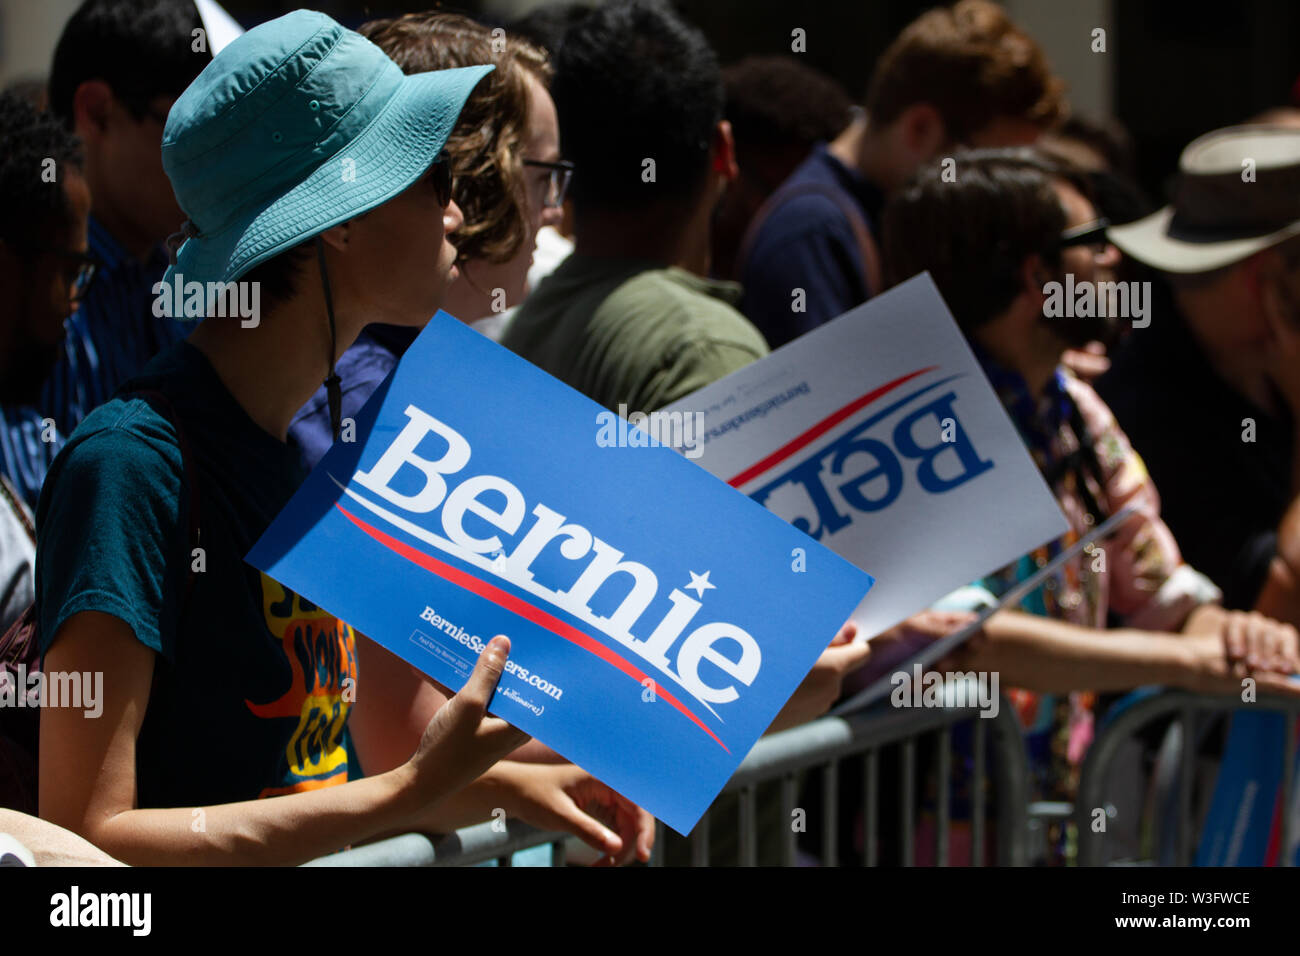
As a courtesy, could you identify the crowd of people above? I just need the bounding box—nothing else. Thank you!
[2,0,1300,867]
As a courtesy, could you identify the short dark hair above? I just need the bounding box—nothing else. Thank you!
[0,91,84,248]
[508,2,592,58]
[724,55,852,153]
[552,0,723,212]
[865,0,1066,144]
[882,149,1071,332]
[1054,114,1137,179]
[49,0,208,125]
[239,241,312,318]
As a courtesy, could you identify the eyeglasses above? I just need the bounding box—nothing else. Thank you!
[1056,218,1112,254]
[523,159,575,209]
[12,243,97,301]
[54,249,97,302]
[429,154,454,209]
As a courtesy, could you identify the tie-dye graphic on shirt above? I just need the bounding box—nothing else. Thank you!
[247,572,357,795]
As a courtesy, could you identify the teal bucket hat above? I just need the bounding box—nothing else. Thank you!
[161,9,493,291]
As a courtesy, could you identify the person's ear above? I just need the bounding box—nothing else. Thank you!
[712,119,739,182]
[1250,246,1287,287]
[1020,252,1051,305]
[897,103,948,162]
[71,80,114,144]
[1246,248,1290,334]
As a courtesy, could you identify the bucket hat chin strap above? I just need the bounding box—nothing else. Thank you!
[166,220,201,266]
[315,236,343,442]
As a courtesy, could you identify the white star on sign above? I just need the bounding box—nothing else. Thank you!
[686,571,716,599]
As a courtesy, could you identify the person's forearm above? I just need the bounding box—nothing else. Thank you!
[90,765,422,866]
[1256,555,1300,626]
[767,691,824,734]
[1181,602,1227,635]
[967,610,1191,694]
[401,761,537,835]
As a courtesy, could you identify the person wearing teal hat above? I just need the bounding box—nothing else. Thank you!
[34,10,651,866]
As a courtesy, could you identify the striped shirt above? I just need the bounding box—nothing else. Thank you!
[0,216,186,509]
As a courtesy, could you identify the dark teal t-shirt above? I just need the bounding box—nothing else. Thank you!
[35,341,359,809]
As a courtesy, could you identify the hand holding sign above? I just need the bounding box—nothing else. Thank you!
[844,610,982,696]
[769,620,871,731]
[405,635,530,801]
[249,314,872,833]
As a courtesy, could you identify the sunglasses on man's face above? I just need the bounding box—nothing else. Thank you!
[1056,218,1112,254]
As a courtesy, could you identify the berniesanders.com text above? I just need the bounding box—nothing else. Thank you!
[419,605,564,700]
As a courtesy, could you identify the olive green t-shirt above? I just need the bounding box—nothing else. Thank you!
[501,254,769,413]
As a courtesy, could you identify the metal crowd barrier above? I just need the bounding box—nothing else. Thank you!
[1074,689,1300,867]
[307,694,1029,867]
[302,818,570,868]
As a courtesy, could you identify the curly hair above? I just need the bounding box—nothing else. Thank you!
[360,13,552,265]
[0,90,84,247]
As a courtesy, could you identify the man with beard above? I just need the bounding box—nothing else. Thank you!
[880,148,1300,864]
[1096,127,1300,620]
[0,91,91,632]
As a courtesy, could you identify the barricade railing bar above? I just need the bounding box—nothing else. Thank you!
[302,819,570,868]
[1074,689,1300,867]
[307,694,1029,867]
[693,693,1028,866]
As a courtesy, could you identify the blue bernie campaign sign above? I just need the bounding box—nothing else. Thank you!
[247,312,874,834]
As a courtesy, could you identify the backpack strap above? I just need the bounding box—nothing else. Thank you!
[735,179,883,298]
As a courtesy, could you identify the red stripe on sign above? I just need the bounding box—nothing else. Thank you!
[335,503,730,752]
[727,366,938,488]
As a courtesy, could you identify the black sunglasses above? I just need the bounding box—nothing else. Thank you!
[1056,218,1111,252]
[522,159,575,208]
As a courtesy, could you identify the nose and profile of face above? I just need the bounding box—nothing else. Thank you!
[0,166,92,407]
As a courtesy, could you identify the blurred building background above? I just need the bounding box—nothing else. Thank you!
[2,0,1298,198]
